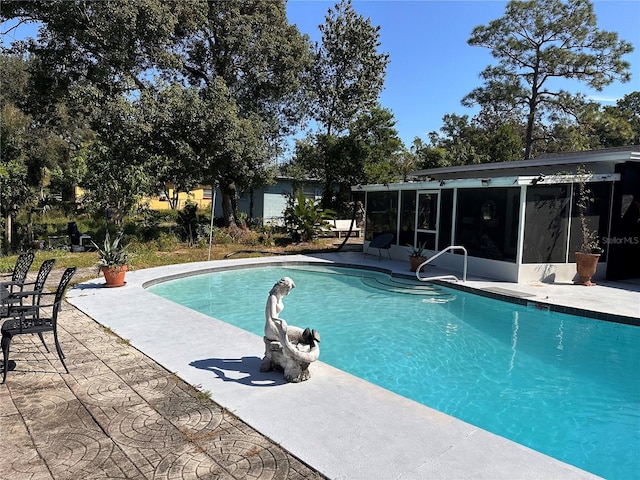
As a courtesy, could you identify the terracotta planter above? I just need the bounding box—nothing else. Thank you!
[574,252,600,286]
[102,265,128,287]
[409,256,427,272]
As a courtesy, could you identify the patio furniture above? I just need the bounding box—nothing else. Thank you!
[330,219,361,238]
[1,259,56,318]
[364,233,394,260]
[1,267,76,384]
[0,252,35,289]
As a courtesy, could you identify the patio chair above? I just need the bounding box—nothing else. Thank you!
[0,252,35,291]
[363,233,394,260]
[2,267,76,384]
[1,259,56,318]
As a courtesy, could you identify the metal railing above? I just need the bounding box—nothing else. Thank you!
[415,245,468,282]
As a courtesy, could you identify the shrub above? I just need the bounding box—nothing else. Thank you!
[211,227,232,245]
[283,190,335,242]
[156,232,180,251]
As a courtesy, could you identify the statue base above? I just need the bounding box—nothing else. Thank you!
[260,338,312,383]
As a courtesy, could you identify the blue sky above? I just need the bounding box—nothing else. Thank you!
[286,0,640,147]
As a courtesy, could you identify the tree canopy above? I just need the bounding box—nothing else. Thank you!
[293,0,394,211]
[309,0,389,137]
[1,0,313,228]
[1,0,637,252]
[463,0,633,159]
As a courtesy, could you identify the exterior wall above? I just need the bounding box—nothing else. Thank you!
[366,240,608,283]
[517,262,606,283]
[361,173,619,283]
[145,179,323,224]
[147,188,211,211]
[371,243,522,282]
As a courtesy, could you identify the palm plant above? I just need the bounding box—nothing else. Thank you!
[284,190,335,242]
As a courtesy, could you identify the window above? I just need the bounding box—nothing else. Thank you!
[523,185,569,263]
[455,188,519,262]
[568,182,610,262]
[365,191,398,242]
[399,191,416,246]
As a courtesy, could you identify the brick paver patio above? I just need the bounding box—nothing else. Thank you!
[0,269,325,480]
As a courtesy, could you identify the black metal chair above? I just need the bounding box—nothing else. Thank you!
[0,252,35,292]
[364,233,394,260]
[1,259,56,318]
[2,267,76,384]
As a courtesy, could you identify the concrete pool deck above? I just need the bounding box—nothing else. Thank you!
[3,252,637,478]
[63,252,638,479]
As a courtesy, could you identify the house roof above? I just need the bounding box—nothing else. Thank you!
[411,146,640,180]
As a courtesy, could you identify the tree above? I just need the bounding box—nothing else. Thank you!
[350,106,405,185]
[175,0,312,226]
[1,1,196,223]
[464,0,633,159]
[294,106,404,212]
[140,84,209,210]
[543,92,639,151]
[2,0,311,227]
[0,53,90,251]
[410,137,449,170]
[1,0,198,97]
[418,113,524,167]
[0,55,30,252]
[310,0,389,137]
[300,0,390,209]
[595,92,640,146]
[80,95,154,218]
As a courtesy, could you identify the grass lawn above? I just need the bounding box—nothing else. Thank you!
[0,236,361,281]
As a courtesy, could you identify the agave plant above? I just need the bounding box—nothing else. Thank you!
[92,231,129,268]
[407,241,428,257]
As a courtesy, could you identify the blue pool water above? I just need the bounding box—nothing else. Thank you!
[148,264,640,479]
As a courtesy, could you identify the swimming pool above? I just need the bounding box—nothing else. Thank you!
[148,264,640,480]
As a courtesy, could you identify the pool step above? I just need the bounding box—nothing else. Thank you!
[360,277,454,299]
[281,265,454,300]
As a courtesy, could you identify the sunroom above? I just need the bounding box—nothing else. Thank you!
[354,147,640,283]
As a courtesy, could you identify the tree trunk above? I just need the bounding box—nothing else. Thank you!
[249,186,254,221]
[219,181,238,228]
[169,187,179,210]
[3,213,12,254]
[524,108,535,160]
[524,66,540,160]
[27,210,34,246]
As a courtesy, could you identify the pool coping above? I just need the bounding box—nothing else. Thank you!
[425,278,640,326]
[66,253,614,480]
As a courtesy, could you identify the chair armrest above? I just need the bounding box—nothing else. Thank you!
[5,300,56,315]
[0,280,34,288]
[7,289,40,298]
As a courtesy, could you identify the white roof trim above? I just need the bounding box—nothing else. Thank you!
[411,146,640,177]
[352,173,620,192]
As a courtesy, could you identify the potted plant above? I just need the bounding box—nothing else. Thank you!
[93,231,129,287]
[574,166,601,286]
[407,242,428,272]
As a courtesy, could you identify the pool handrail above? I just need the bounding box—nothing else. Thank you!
[415,245,468,282]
